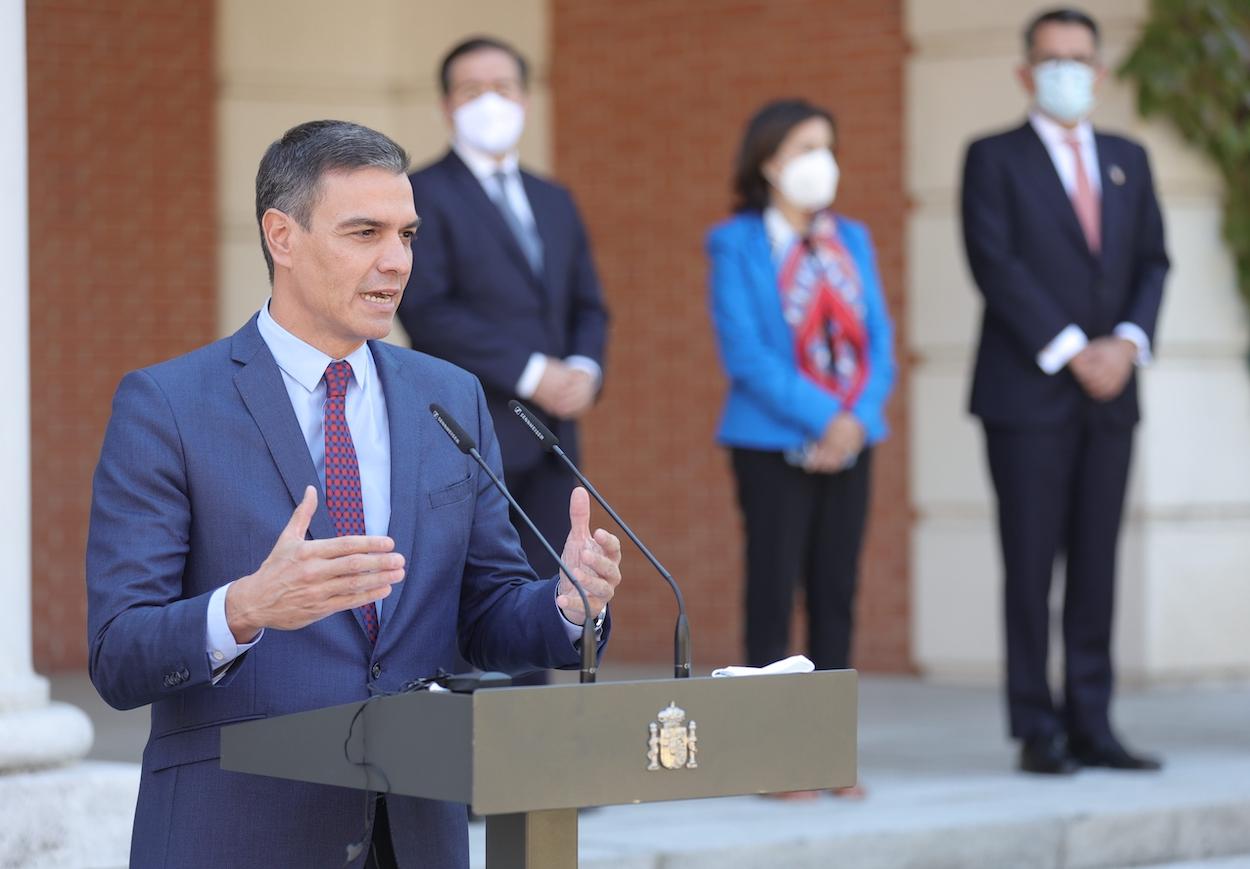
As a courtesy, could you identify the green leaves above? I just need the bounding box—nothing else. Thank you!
[1120,0,1250,324]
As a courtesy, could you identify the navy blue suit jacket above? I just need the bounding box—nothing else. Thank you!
[399,151,609,471]
[86,316,607,868]
[961,122,1168,428]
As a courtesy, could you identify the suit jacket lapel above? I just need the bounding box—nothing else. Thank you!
[744,215,797,350]
[1095,132,1123,264]
[1017,123,1094,258]
[369,342,425,644]
[231,317,337,542]
[520,171,562,340]
[442,151,543,288]
[521,171,559,290]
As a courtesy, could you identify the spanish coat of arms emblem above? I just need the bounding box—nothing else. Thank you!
[647,702,698,770]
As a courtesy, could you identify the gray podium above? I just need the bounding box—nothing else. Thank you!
[220,671,857,868]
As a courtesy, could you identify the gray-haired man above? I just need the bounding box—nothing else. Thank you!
[87,120,620,868]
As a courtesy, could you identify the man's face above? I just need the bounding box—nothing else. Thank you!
[442,47,529,121]
[1018,21,1104,99]
[269,167,419,359]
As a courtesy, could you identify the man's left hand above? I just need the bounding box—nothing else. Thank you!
[1074,337,1137,402]
[556,487,622,625]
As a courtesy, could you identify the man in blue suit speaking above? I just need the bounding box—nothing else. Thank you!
[86,120,621,868]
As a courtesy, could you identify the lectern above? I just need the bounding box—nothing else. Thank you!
[220,671,857,868]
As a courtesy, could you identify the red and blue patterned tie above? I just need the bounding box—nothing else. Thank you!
[323,360,378,645]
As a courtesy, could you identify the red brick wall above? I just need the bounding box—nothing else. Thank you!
[551,0,912,671]
[27,0,217,670]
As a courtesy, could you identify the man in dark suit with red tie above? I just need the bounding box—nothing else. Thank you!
[399,41,609,685]
[960,7,1168,775]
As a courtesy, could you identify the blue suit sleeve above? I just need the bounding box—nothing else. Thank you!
[844,223,896,440]
[1124,144,1169,343]
[565,192,610,368]
[86,370,220,710]
[706,225,841,439]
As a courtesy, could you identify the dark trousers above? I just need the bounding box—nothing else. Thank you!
[984,421,1133,745]
[504,452,577,686]
[731,447,872,671]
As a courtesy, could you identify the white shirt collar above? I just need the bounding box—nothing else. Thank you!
[763,206,799,257]
[1029,110,1094,151]
[256,301,374,395]
[453,139,520,181]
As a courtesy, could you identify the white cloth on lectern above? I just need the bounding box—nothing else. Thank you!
[710,655,815,678]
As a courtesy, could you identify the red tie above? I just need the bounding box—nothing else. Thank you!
[1065,134,1101,252]
[323,360,378,645]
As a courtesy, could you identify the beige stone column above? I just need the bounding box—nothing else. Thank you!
[2,6,139,865]
[906,0,1250,683]
[0,0,93,774]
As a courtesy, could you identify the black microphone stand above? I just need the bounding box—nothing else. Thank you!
[430,404,597,683]
[509,400,691,678]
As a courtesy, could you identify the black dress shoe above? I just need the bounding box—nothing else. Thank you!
[1071,738,1163,771]
[1018,733,1080,775]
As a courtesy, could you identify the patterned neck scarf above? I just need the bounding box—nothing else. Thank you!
[776,211,870,405]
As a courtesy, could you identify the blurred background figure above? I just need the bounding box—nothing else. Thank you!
[960,7,1168,776]
[398,36,610,685]
[707,99,896,683]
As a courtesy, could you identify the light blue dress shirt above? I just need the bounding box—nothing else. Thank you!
[205,303,391,672]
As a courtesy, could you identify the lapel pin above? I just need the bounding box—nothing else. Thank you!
[1109,165,1126,186]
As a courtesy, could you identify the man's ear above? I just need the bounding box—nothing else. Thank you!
[262,208,296,273]
[1016,63,1036,98]
[1092,63,1108,92]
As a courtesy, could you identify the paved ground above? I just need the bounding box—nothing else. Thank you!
[52,664,1250,868]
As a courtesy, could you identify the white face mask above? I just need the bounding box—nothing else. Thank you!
[1033,60,1096,124]
[453,91,526,155]
[775,148,839,213]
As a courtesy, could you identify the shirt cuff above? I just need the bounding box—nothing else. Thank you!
[563,355,603,389]
[516,353,548,399]
[555,584,606,643]
[206,582,262,683]
[1114,322,1153,366]
[1037,324,1089,375]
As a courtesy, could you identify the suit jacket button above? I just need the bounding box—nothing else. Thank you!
[371,663,382,680]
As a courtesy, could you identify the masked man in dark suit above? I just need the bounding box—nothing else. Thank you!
[87,120,620,868]
[398,40,610,679]
[960,7,1168,775]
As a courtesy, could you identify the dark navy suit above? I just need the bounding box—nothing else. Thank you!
[86,316,607,868]
[961,121,1167,745]
[399,151,608,581]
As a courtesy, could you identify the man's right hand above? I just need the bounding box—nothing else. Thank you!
[1069,339,1136,402]
[224,486,404,644]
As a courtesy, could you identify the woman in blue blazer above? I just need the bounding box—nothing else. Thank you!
[707,99,896,682]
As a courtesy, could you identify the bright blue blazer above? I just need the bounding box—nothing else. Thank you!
[706,211,896,451]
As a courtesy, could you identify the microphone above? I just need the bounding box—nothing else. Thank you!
[508,400,692,679]
[428,403,597,683]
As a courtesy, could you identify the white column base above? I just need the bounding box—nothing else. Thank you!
[0,699,93,772]
[0,761,138,869]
